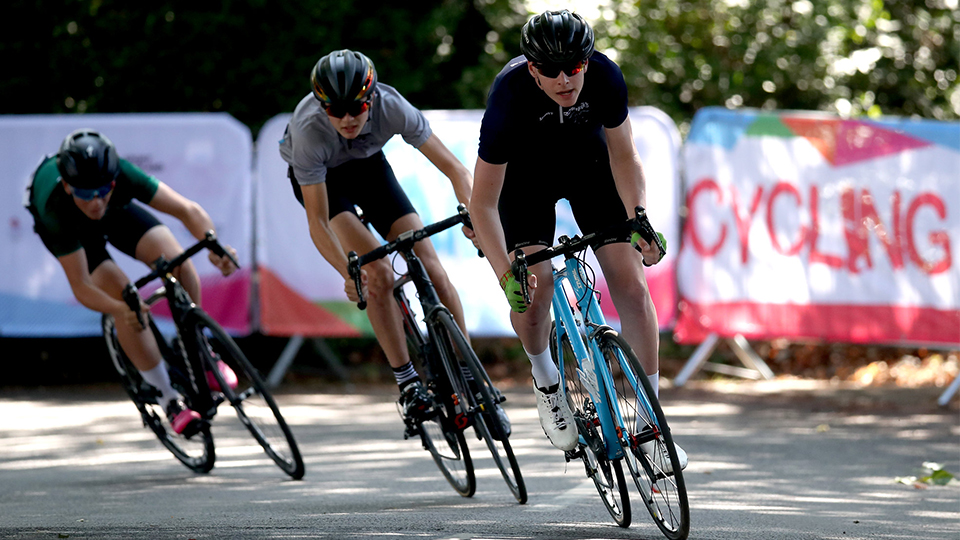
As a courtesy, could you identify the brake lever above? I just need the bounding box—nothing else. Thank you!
[347,251,367,310]
[122,283,146,330]
[511,250,530,305]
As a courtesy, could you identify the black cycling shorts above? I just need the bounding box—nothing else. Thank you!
[498,153,630,253]
[288,151,417,238]
[78,202,163,273]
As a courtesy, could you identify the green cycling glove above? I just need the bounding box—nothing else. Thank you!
[499,270,529,313]
[631,231,667,266]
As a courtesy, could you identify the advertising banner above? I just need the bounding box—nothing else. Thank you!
[676,108,960,346]
[0,114,253,336]
[255,107,681,337]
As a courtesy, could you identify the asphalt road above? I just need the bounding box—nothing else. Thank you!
[1,380,957,540]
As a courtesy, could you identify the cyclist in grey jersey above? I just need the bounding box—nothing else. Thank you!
[279,49,478,425]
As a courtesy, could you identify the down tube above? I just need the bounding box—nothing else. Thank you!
[567,259,629,460]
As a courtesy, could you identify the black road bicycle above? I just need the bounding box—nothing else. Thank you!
[347,206,527,503]
[102,232,304,479]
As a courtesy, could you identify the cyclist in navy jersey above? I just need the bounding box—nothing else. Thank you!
[470,9,686,472]
[26,129,238,437]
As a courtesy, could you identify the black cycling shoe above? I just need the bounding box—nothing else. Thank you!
[399,381,434,423]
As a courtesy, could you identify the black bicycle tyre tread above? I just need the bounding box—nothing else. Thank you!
[434,311,527,504]
[550,322,632,526]
[418,405,476,497]
[185,310,305,480]
[102,314,216,474]
[599,329,690,540]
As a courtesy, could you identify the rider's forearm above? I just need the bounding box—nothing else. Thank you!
[610,155,647,217]
[70,280,127,315]
[178,200,218,240]
[471,205,512,279]
[307,218,350,279]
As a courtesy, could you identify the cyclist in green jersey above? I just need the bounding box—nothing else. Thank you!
[26,129,238,437]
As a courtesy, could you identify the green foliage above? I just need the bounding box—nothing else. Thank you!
[587,0,959,134]
[2,0,955,138]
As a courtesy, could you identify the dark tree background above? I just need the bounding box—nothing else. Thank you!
[2,0,957,138]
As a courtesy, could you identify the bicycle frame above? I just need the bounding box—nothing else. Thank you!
[550,250,661,462]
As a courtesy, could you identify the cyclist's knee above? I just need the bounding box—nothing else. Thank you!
[365,259,394,296]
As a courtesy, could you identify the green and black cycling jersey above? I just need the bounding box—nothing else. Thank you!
[28,156,160,258]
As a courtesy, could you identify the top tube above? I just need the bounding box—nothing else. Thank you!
[133,231,238,289]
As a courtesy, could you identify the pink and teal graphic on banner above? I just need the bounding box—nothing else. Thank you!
[688,108,957,164]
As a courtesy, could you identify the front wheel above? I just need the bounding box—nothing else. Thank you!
[184,310,305,480]
[599,329,689,540]
[102,314,215,473]
[550,322,631,527]
[432,311,527,504]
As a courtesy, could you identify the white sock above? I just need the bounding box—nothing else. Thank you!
[139,363,178,406]
[527,346,560,389]
[648,371,660,398]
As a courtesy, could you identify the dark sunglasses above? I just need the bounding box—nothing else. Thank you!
[535,60,586,78]
[323,99,372,119]
[70,181,115,201]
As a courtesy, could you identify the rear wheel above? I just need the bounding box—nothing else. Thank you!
[102,314,215,473]
[433,311,527,504]
[185,310,305,479]
[417,397,475,497]
[551,322,631,526]
[599,329,689,540]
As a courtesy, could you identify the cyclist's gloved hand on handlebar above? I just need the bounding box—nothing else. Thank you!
[208,244,239,276]
[500,270,535,313]
[631,231,667,267]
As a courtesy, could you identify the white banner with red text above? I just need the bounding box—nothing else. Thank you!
[676,107,960,346]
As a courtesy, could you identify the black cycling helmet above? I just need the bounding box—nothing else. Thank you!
[520,10,595,66]
[311,49,378,109]
[56,129,120,189]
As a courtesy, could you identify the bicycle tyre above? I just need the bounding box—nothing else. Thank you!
[433,311,527,504]
[417,399,476,497]
[102,314,215,474]
[184,309,305,480]
[598,329,689,540]
[550,322,631,527]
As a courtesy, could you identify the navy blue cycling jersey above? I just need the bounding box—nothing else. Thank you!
[478,52,629,165]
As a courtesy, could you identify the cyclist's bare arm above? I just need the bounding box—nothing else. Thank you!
[418,134,478,245]
[300,182,365,302]
[58,249,143,331]
[147,182,237,276]
[605,118,662,265]
[418,134,474,208]
[470,158,512,279]
[604,117,648,216]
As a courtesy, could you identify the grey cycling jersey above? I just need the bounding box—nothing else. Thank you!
[279,83,432,186]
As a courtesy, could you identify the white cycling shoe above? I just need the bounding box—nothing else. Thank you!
[534,382,579,451]
[640,439,688,476]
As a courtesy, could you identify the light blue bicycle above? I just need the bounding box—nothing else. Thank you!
[512,207,689,539]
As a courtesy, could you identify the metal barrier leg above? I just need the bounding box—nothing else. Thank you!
[672,333,774,386]
[938,375,960,407]
[266,335,305,389]
[673,333,720,387]
[729,334,775,380]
